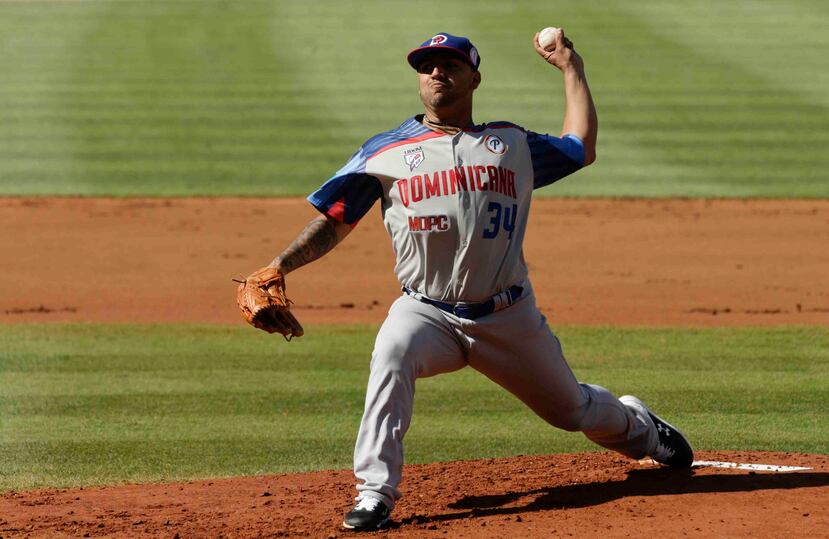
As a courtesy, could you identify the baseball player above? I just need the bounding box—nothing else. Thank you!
[252,31,693,531]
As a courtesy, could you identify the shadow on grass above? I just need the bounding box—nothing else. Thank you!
[393,467,829,527]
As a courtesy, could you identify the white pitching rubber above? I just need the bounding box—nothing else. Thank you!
[692,460,811,472]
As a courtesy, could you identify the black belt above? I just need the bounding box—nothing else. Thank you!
[402,285,524,320]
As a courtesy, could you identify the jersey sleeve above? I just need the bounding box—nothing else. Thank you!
[306,146,383,226]
[526,131,585,189]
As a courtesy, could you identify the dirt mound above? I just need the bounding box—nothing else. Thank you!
[2,451,826,538]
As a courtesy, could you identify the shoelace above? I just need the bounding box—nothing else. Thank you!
[354,496,383,512]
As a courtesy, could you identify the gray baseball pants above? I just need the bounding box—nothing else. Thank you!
[353,288,656,509]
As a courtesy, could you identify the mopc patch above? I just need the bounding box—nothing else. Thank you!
[408,214,450,232]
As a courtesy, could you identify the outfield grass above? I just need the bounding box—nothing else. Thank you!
[1,0,827,197]
[1,324,826,491]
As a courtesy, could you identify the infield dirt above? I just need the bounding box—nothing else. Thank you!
[1,197,828,326]
[2,197,828,538]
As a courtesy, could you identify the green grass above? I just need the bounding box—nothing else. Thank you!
[1,0,827,197]
[1,324,827,491]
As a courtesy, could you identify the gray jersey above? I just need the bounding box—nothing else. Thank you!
[308,116,584,302]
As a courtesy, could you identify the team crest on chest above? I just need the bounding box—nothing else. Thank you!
[484,134,507,155]
[404,146,425,171]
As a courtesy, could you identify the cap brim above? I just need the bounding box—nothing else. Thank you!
[407,45,476,71]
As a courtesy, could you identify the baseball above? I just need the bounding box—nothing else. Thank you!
[538,26,562,51]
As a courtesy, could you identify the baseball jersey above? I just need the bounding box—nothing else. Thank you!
[308,116,585,303]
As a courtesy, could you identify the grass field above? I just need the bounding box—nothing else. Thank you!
[1,0,827,196]
[1,324,827,492]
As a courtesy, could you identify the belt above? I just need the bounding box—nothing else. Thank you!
[402,285,524,320]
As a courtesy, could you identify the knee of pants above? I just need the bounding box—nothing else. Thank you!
[551,403,589,432]
[546,384,593,432]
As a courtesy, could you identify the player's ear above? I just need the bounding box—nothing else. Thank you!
[471,70,481,90]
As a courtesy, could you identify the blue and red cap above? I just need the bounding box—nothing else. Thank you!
[407,33,481,71]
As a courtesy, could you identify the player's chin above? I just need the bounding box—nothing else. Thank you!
[426,92,457,108]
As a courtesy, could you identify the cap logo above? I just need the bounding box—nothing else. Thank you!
[484,134,507,155]
[469,47,479,66]
[429,34,448,46]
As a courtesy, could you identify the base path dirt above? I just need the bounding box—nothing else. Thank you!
[2,197,828,326]
[1,451,826,538]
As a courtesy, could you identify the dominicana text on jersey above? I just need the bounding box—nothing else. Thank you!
[308,116,585,303]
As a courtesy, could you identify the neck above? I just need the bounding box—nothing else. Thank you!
[423,99,474,128]
[423,109,474,127]
[422,105,474,133]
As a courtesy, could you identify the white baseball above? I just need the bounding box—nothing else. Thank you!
[538,27,561,51]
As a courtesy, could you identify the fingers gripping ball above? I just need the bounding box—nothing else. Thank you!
[538,27,562,51]
[537,26,574,56]
[236,266,304,340]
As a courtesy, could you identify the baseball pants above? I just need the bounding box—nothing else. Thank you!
[353,287,656,509]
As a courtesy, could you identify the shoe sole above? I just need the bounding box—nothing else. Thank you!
[620,395,693,467]
[342,515,390,530]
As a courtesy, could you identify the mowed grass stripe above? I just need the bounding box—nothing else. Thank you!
[616,1,829,107]
[0,324,827,491]
[0,0,354,195]
[3,101,824,124]
[1,1,827,196]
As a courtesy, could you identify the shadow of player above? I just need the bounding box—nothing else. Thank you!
[393,467,829,527]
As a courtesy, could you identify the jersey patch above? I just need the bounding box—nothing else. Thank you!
[484,134,507,155]
[404,146,425,171]
[408,214,450,233]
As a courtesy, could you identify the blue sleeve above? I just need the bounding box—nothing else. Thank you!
[307,147,383,226]
[527,131,585,189]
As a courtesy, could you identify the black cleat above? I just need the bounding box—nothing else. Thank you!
[342,495,391,531]
[620,395,694,468]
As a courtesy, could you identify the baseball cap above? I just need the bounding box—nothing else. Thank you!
[407,33,481,71]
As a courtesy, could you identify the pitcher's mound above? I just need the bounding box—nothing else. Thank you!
[1,451,827,538]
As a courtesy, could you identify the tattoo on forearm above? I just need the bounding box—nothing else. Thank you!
[272,217,340,274]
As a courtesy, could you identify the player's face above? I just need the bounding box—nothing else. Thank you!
[417,51,481,110]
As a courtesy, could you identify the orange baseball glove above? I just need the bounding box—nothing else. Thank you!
[236,266,304,340]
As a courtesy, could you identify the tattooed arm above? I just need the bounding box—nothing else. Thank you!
[269,214,353,275]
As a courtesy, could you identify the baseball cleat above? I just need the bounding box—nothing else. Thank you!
[342,495,391,531]
[620,395,694,468]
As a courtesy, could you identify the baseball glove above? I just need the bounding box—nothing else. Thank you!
[235,266,304,340]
